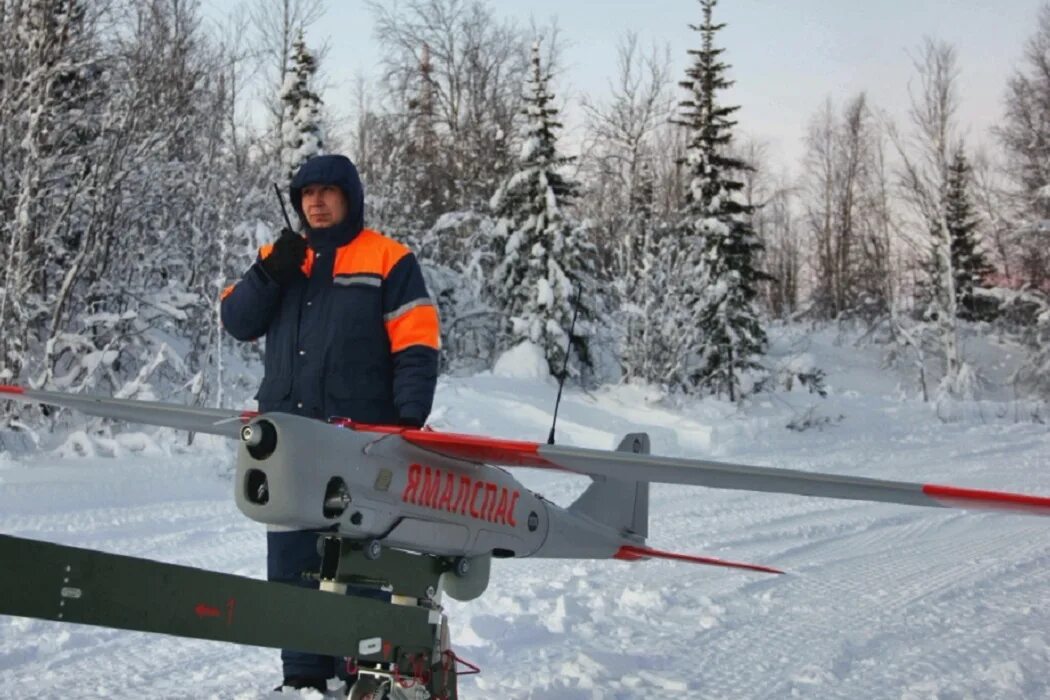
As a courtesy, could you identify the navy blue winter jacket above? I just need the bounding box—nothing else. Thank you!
[220,155,439,426]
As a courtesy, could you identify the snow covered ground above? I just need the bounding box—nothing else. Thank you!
[1,325,1049,699]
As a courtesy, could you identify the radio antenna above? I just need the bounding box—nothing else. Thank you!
[273,183,295,231]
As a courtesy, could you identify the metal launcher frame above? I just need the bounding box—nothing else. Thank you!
[0,533,470,699]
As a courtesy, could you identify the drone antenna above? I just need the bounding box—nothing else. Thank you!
[547,286,583,445]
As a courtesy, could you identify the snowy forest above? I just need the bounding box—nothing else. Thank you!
[2,0,1050,437]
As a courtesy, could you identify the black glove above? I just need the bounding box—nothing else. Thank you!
[397,414,425,429]
[260,229,307,287]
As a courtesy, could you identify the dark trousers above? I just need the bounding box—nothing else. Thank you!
[267,529,341,679]
[266,528,390,680]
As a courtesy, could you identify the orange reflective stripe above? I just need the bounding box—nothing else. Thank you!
[332,229,410,278]
[220,283,237,301]
[385,303,440,353]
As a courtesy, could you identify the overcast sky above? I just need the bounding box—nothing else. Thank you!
[249,0,1042,171]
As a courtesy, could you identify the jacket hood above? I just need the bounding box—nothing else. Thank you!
[289,155,365,248]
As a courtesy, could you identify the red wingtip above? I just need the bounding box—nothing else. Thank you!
[614,545,783,575]
[0,385,25,395]
[923,484,1050,516]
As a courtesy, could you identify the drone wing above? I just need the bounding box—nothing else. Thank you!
[392,428,1050,517]
[4,385,1048,517]
[0,385,254,439]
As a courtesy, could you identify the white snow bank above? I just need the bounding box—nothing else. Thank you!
[492,341,550,380]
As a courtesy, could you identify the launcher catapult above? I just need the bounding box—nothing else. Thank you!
[1,384,1049,698]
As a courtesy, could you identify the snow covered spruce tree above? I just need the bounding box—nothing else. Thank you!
[488,41,598,377]
[667,0,768,401]
[280,30,324,186]
[918,146,993,323]
[942,147,994,320]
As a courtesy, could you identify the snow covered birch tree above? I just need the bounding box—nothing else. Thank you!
[668,0,768,401]
[489,41,597,376]
[280,30,324,186]
[580,33,674,382]
[894,39,971,396]
[996,4,1050,398]
[0,0,108,387]
[0,0,274,435]
[999,3,1050,291]
[802,94,893,319]
[368,0,529,212]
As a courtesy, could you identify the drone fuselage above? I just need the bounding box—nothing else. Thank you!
[234,413,632,579]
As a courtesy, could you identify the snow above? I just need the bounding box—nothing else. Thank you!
[430,211,478,233]
[2,325,1050,698]
[519,136,541,162]
[492,341,550,380]
[535,277,554,308]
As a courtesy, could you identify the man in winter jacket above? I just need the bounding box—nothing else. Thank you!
[220,154,440,693]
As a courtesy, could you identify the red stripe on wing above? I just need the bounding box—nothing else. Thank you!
[401,430,556,468]
[330,418,557,468]
[0,385,26,395]
[923,484,1050,516]
[614,545,783,575]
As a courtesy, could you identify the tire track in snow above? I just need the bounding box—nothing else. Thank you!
[678,502,1050,699]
